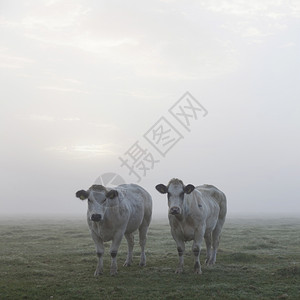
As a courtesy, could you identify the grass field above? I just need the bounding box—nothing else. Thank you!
[0,217,299,299]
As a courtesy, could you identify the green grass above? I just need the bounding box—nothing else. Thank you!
[0,217,299,299]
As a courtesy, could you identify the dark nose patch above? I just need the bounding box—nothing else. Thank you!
[170,207,180,215]
[91,214,102,222]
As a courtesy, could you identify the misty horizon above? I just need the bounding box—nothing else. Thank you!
[1,1,299,218]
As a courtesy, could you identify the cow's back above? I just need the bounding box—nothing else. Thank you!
[118,184,152,233]
[118,184,152,211]
[196,184,227,220]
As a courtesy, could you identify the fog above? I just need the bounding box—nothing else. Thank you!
[1,0,299,219]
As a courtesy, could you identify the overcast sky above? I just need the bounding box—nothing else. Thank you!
[1,0,299,218]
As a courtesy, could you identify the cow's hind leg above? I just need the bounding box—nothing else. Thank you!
[204,231,212,265]
[208,218,225,265]
[124,233,134,267]
[138,219,149,266]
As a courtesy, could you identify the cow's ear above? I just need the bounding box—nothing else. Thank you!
[106,190,118,199]
[76,190,89,200]
[155,184,168,194]
[184,184,195,194]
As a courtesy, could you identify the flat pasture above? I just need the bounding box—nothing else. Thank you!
[0,217,299,299]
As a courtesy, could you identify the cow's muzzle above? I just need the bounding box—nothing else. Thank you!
[169,207,180,215]
[91,214,102,222]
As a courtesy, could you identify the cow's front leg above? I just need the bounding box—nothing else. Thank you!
[110,231,124,276]
[193,228,205,274]
[175,240,185,274]
[91,230,104,276]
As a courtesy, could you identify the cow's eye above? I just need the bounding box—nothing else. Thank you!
[179,192,184,199]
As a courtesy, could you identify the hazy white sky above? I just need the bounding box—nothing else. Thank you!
[1,0,299,217]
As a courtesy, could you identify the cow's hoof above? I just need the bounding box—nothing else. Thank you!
[94,270,103,276]
[194,269,202,274]
[139,261,146,267]
[110,270,118,276]
[175,268,183,274]
[207,260,216,266]
[123,261,132,267]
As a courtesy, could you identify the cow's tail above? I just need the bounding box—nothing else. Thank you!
[218,191,227,220]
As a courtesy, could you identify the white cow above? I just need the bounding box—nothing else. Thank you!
[76,183,152,276]
[155,178,227,274]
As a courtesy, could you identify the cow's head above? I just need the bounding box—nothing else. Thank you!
[75,185,119,222]
[155,179,195,216]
